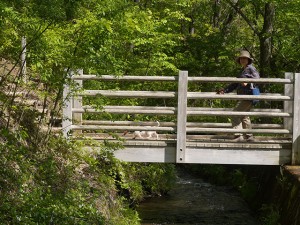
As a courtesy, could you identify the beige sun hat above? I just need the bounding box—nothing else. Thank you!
[236,50,253,64]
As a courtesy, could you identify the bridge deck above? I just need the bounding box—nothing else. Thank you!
[79,134,292,165]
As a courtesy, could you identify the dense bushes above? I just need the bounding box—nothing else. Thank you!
[0,124,175,224]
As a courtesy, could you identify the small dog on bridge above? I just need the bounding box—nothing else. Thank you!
[123,121,160,140]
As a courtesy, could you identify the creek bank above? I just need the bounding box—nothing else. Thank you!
[260,166,300,225]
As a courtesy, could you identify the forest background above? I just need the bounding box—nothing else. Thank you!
[0,0,299,224]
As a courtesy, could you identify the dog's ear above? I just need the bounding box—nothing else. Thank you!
[123,130,129,136]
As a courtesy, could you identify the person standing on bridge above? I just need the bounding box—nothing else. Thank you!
[217,50,260,142]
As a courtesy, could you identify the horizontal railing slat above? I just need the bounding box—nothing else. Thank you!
[186,127,291,134]
[71,125,290,134]
[187,111,291,117]
[72,106,290,117]
[71,125,175,132]
[72,106,176,115]
[188,77,293,84]
[188,107,284,112]
[73,75,178,81]
[79,90,176,98]
[187,92,292,101]
[81,120,284,129]
[77,90,292,101]
[72,75,292,84]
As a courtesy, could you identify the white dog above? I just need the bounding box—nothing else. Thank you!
[125,121,160,140]
[133,130,159,139]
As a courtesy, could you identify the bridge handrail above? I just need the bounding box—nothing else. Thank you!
[73,74,293,84]
[62,71,300,164]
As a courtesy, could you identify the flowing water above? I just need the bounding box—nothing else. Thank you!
[137,171,260,225]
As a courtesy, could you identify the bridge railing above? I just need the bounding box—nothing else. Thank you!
[62,71,300,165]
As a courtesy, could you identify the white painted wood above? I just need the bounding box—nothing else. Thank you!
[62,70,73,138]
[187,110,291,117]
[72,106,176,115]
[81,120,283,129]
[188,77,292,84]
[73,105,284,115]
[188,107,284,112]
[72,125,289,134]
[73,69,83,135]
[184,148,291,165]
[73,75,178,81]
[73,70,83,122]
[187,92,292,101]
[176,71,188,163]
[66,71,297,165]
[21,37,27,82]
[71,125,175,132]
[85,146,177,163]
[185,127,290,134]
[72,106,289,117]
[284,73,294,138]
[292,73,300,164]
[80,90,176,98]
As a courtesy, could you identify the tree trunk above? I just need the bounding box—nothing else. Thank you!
[259,3,275,77]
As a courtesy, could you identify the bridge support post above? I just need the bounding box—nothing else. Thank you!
[292,73,300,165]
[176,71,188,163]
[73,69,83,134]
[62,70,73,138]
[284,72,293,137]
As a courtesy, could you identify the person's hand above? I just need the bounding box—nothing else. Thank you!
[241,83,248,87]
[216,88,224,94]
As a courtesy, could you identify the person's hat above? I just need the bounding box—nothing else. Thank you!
[236,50,253,64]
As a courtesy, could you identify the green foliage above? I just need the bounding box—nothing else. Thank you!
[230,169,258,202]
[260,204,280,225]
[1,0,300,223]
[0,126,145,224]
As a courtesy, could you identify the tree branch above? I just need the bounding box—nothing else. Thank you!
[225,0,260,36]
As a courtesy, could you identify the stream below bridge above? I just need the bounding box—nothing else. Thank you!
[137,169,260,225]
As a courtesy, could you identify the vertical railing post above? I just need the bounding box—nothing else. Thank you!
[73,69,83,134]
[62,70,73,138]
[284,72,293,138]
[176,71,188,163]
[292,73,300,165]
[21,37,27,83]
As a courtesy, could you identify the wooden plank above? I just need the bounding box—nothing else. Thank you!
[114,146,176,163]
[184,148,291,165]
[188,77,293,84]
[72,75,292,84]
[186,127,291,134]
[187,92,292,101]
[72,106,176,115]
[71,125,175,132]
[292,73,300,164]
[81,120,283,129]
[176,71,188,163]
[82,120,176,126]
[73,69,83,135]
[62,71,73,138]
[73,75,178,81]
[284,72,293,138]
[188,107,284,112]
[185,142,290,149]
[80,90,176,98]
[187,110,291,117]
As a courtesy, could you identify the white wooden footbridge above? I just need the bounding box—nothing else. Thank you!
[62,71,300,165]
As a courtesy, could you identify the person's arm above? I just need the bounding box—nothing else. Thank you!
[217,83,238,94]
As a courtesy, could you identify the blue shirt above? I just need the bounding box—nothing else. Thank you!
[224,64,260,95]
